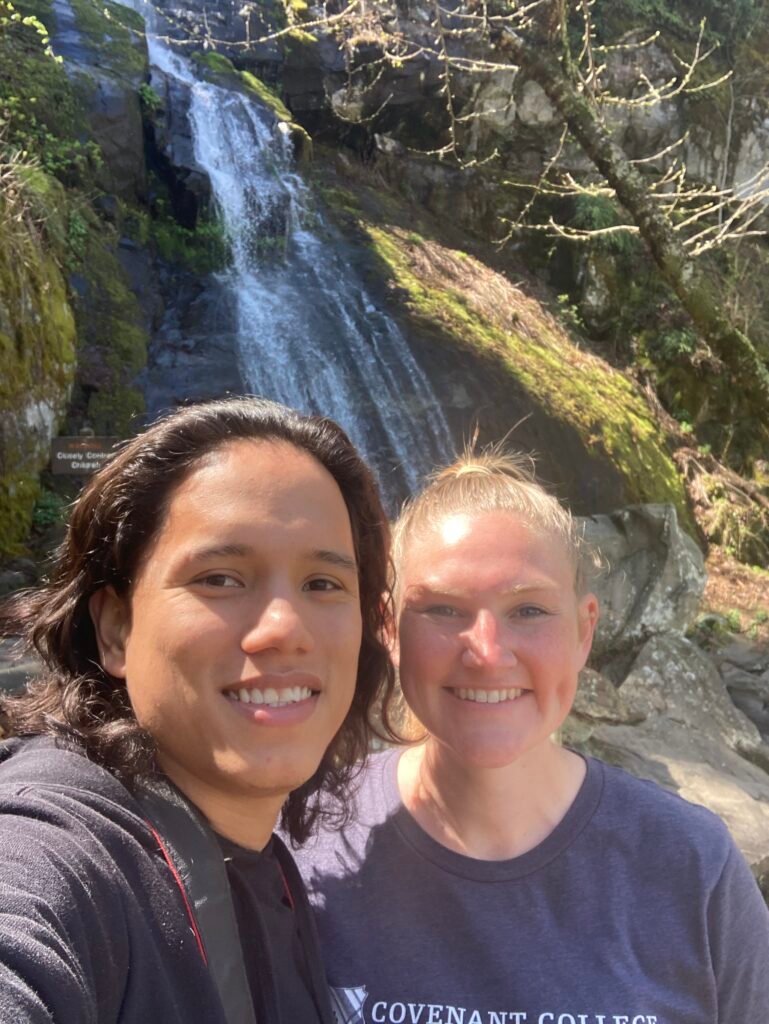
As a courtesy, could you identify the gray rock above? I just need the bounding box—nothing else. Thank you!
[573,716,769,897]
[571,667,646,726]
[715,641,769,675]
[0,572,28,598]
[581,504,706,669]
[516,81,555,126]
[619,634,764,761]
[0,640,41,695]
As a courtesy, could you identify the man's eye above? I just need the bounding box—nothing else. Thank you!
[196,574,242,588]
[305,577,343,592]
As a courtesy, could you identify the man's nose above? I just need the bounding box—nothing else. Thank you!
[241,592,314,654]
[461,609,516,669]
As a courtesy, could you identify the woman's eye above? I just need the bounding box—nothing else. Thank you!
[425,605,460,617]
[514,605,548,618]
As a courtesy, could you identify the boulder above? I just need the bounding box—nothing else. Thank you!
[565,637,769,896]
[570,715,769,899]
[581,504,706,673]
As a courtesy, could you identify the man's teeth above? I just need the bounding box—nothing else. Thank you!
[227,686,313,707]
[454,688,524,703]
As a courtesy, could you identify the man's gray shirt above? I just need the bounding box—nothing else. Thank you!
[294,750,769,1024]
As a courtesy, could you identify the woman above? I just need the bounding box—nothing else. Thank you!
[0,397,397,1024]
[295,449,769,1024]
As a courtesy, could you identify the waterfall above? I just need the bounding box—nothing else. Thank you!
[125,2,454,506]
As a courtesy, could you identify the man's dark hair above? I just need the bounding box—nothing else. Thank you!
[0,397,397,842]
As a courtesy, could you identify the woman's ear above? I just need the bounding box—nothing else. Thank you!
[89,587,130,679]
[382,598,400,669]
[577,593,599,667]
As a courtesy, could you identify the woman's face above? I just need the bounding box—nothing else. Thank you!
[91,439,362,809]
[392,511,597,770]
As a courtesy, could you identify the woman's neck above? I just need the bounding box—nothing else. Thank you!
[397,740,586,861]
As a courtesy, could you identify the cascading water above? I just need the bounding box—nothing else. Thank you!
[126,1,454,505]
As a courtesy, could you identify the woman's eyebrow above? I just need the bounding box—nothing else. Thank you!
[408,581,560,596]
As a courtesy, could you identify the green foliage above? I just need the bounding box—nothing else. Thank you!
[724,608,743,632]
[646,327,698,363]
[0,146,76,558]
[138,82,161,113]
[701,475,769,564]
[570,195,637,257]
[557,293,585,333]
[31,486,68,530]
[148,201,229,274]
[592,0,764,47]
[66,208,88,261]
[0,0,104,183]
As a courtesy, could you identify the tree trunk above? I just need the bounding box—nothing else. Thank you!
[501,30,769,462]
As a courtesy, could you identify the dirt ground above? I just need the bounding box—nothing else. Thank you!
[700,546,769,646]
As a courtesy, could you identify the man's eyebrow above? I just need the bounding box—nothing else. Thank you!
[312,549,358,572]
[186,543,253,562]
[182,544,357,571]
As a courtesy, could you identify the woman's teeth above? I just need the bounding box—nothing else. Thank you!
[454,687,523,703]
[227,686,313,707]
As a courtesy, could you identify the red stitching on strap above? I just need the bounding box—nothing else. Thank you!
[277,861,295,910]
[145,820,208,965]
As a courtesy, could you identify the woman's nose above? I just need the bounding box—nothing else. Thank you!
[241,593,314,654]
[461,609,516,669]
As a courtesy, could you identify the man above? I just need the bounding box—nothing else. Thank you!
[0,397,397,1023]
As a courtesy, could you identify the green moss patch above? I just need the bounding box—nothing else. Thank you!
[67,0,146,79]
[0,159,77,557]
[362,220,691,525]
[190,52,312,159]
[68,210,148,435]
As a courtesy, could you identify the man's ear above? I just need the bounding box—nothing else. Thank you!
[89,587,130,679]
[577,592,599,669]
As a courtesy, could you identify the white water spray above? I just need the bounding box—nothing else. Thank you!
[128,1,454,501]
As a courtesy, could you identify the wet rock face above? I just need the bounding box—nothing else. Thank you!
[140,272,241,418]
[50,0,147,200]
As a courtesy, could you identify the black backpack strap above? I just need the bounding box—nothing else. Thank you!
[272,835,337,1024]
[136,779,257,1024]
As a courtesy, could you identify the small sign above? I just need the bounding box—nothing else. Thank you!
[50,436,119,476]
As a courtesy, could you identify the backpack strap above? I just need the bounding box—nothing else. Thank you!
[136,779,257,1024]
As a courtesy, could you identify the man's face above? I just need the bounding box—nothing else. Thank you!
[91,439,362,816]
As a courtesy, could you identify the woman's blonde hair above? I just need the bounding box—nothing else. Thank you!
[392,445,593,596]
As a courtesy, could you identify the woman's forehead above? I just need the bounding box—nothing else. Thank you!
[396,510,578,589]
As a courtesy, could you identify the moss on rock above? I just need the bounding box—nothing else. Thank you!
[68,209,148,435]
[191,51,312,160]
[360,219,692,528]
[0,164,77,557]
